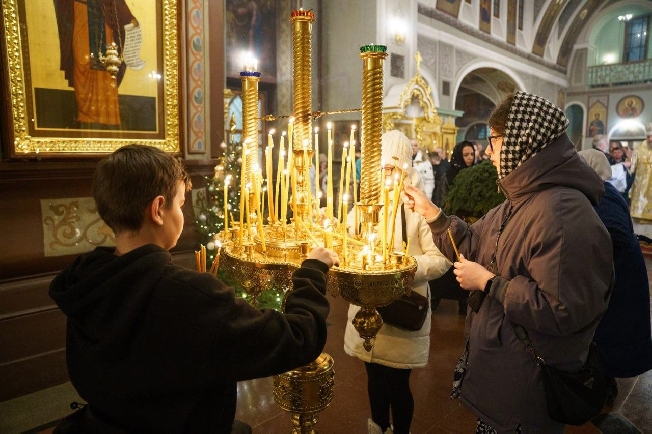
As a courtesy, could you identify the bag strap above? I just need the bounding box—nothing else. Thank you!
[400,204,429,298]
[511,322,547,366]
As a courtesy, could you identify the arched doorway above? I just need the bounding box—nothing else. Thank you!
[454,68,520,148]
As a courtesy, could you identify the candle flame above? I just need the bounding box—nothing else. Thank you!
[314,126,319,133]
[269,129,275,135]
[327,122,332,130]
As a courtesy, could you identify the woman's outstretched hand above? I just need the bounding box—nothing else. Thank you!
[402,184,441,220]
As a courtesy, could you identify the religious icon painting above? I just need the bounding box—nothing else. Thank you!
[587,96,608,138]
[616,95,644,119]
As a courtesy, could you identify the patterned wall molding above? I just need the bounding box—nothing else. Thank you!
[41,197,114,257]
[186,0,207,153]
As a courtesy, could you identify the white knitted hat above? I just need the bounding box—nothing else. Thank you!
[381,130,412,171]
[578,149,611,181]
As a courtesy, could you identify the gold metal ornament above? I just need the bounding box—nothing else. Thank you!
[273,353,335,434]
[99,42,122,80]
[217,10,416,434]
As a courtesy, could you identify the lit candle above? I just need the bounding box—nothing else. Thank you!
[244,184,250,240]
[223,175,230,233]
[276,133,285,222]
[342,194,348,262]
[389,169,402,251]
[338,142,348,223]
[239,149,247,246]
[256,172,266,252]
[323,219,332,248]
[327,123,334,221]
[383,179,391,263]
[314,127,320,205]
[290,151,297,231]
[344,151,352,212]
[265,134,274,223]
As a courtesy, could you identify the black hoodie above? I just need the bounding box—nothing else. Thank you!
[49,244,330,432]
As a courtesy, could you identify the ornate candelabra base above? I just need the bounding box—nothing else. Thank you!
[273,352,335,434]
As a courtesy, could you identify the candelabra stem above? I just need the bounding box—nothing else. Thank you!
[359,45,387,206]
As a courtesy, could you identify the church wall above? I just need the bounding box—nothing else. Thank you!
[0,0,224,402]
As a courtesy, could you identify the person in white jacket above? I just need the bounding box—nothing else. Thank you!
[344,130,451,434]
[411,139,436,201]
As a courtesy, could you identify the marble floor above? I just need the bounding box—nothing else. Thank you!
[2,260,652,434]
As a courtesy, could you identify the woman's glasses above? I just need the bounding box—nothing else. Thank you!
[487,135,502,153]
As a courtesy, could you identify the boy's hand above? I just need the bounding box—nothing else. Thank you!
[308,247,340,268]
[402,184,441,220]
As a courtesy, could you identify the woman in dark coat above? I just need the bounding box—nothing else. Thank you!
[430,140,477,314]
[579,149,652,404]
[445,141,476,187]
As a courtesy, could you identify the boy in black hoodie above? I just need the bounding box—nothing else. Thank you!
[49,144,339,433]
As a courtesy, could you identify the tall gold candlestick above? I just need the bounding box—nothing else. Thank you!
[359,45,387,205]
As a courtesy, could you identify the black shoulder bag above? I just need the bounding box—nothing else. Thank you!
[376,205,429,331]
[512,323,607,425]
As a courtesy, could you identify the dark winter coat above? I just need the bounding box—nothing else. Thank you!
[593,182,652,378]
[428,135,613,431]
[49,244,330,433]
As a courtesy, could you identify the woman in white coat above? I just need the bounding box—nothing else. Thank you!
[344,130,451,434]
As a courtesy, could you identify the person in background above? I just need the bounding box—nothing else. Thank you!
[411,139,435,201]
[428,146,449,208]
[592,135,615,164]
[432,140,476,315]
[578,149,652,405]
[345,131,450,434]
[629,123,652,221]
[445,141,476,188]
[473,141,484,164]
[403,92,612,432]
[49,144,339,433]
[609,141,633,206]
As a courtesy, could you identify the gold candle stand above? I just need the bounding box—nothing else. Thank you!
[273,352,335,434]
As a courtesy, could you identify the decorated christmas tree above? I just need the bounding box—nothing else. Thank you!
[193,138,284,310]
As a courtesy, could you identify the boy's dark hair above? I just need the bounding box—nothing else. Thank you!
[93,145,192,233]
[488,93,516,136]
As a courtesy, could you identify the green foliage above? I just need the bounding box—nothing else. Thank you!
[444,160,505,219]
[193,141,283,312]
[194,142,243,264]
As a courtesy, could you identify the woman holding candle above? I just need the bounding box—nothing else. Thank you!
[343,130,450,434]
[403,92,612,432]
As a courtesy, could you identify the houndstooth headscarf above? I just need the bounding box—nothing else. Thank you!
[499,91,569,179]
